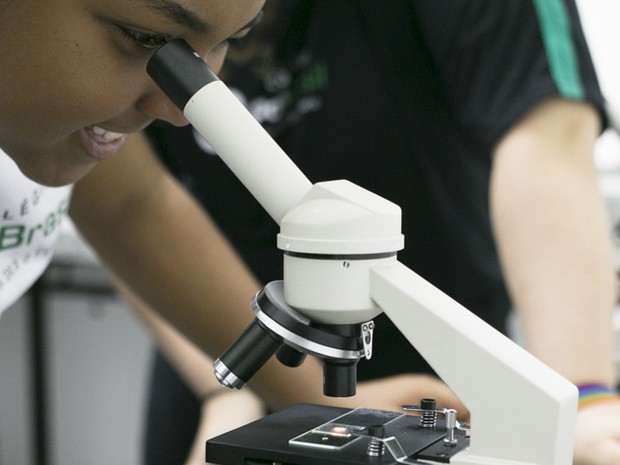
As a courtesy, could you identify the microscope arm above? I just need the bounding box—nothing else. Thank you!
[370,261,577,465]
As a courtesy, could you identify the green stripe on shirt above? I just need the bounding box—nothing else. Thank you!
[532,0,585,100]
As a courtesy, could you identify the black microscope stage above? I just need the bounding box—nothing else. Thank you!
[205,403,469,465]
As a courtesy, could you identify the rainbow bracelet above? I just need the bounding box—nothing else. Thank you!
[577,383,620,409]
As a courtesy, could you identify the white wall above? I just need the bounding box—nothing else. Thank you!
[0,225,153,465]
[577,0,620,114]
[0,298,35,465]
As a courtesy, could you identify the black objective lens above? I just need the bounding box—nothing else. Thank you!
[213,319,282,389]
[323,358,358,397]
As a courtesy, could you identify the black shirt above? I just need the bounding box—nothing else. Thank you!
[143,1,605,463]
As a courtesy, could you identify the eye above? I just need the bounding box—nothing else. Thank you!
[217,27,254,51]
[214,36,241,52]
[116,25,171,50]
[223,36,247,47]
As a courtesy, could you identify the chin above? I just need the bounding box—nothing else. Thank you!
[2,135,98,187]
[14,155,93,187]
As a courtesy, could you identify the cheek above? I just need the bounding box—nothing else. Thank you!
[3,11,104,125]
[0,0,149,149]
[50,14,152,116]
[26,43,145,136]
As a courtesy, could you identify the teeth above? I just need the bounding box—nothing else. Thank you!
[91,125,126,142]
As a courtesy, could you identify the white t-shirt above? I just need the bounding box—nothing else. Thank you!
[0,149,73,316]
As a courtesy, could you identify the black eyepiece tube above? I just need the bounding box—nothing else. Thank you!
[146,39,219,110]
[323,359,358,397]
[213,319,282,390]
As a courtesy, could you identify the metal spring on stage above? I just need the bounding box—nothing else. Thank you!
[367,438,385,456]
[419,398,437,429]
[366,425,386,457]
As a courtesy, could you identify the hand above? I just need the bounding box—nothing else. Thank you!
[323,373,469,421]
[184,388,266,465]
[574,401,620,465]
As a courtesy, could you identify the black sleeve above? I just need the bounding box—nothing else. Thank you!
[411,0,607,150]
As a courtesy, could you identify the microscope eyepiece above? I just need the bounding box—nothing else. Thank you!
[147,39,219,110]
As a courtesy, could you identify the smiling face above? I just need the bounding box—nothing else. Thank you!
[0,0,264,185]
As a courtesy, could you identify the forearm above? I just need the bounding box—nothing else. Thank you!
[491,98,616,385]
[112,275,226,397]
[112,270,327,408]
[69,132,328,409]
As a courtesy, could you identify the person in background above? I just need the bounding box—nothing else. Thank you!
[134,2,620,465]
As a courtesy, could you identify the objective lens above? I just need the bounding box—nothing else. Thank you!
[213,319,282,389]
[323,358,358,397]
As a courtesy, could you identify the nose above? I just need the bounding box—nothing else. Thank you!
[137,84,189,127]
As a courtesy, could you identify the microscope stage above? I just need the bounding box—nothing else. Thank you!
[205,403,469,465]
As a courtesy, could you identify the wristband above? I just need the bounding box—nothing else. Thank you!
[577,383,620,409]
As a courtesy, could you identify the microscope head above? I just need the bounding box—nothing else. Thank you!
[211,178,404,397]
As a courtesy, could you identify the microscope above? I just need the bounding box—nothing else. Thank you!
[148,40,578,465]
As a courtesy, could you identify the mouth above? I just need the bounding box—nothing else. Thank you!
[90,125,126,143]
[80,125,128,161]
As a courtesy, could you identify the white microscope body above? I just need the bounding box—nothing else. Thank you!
[148,40,577,465]
[277,181,576,465]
